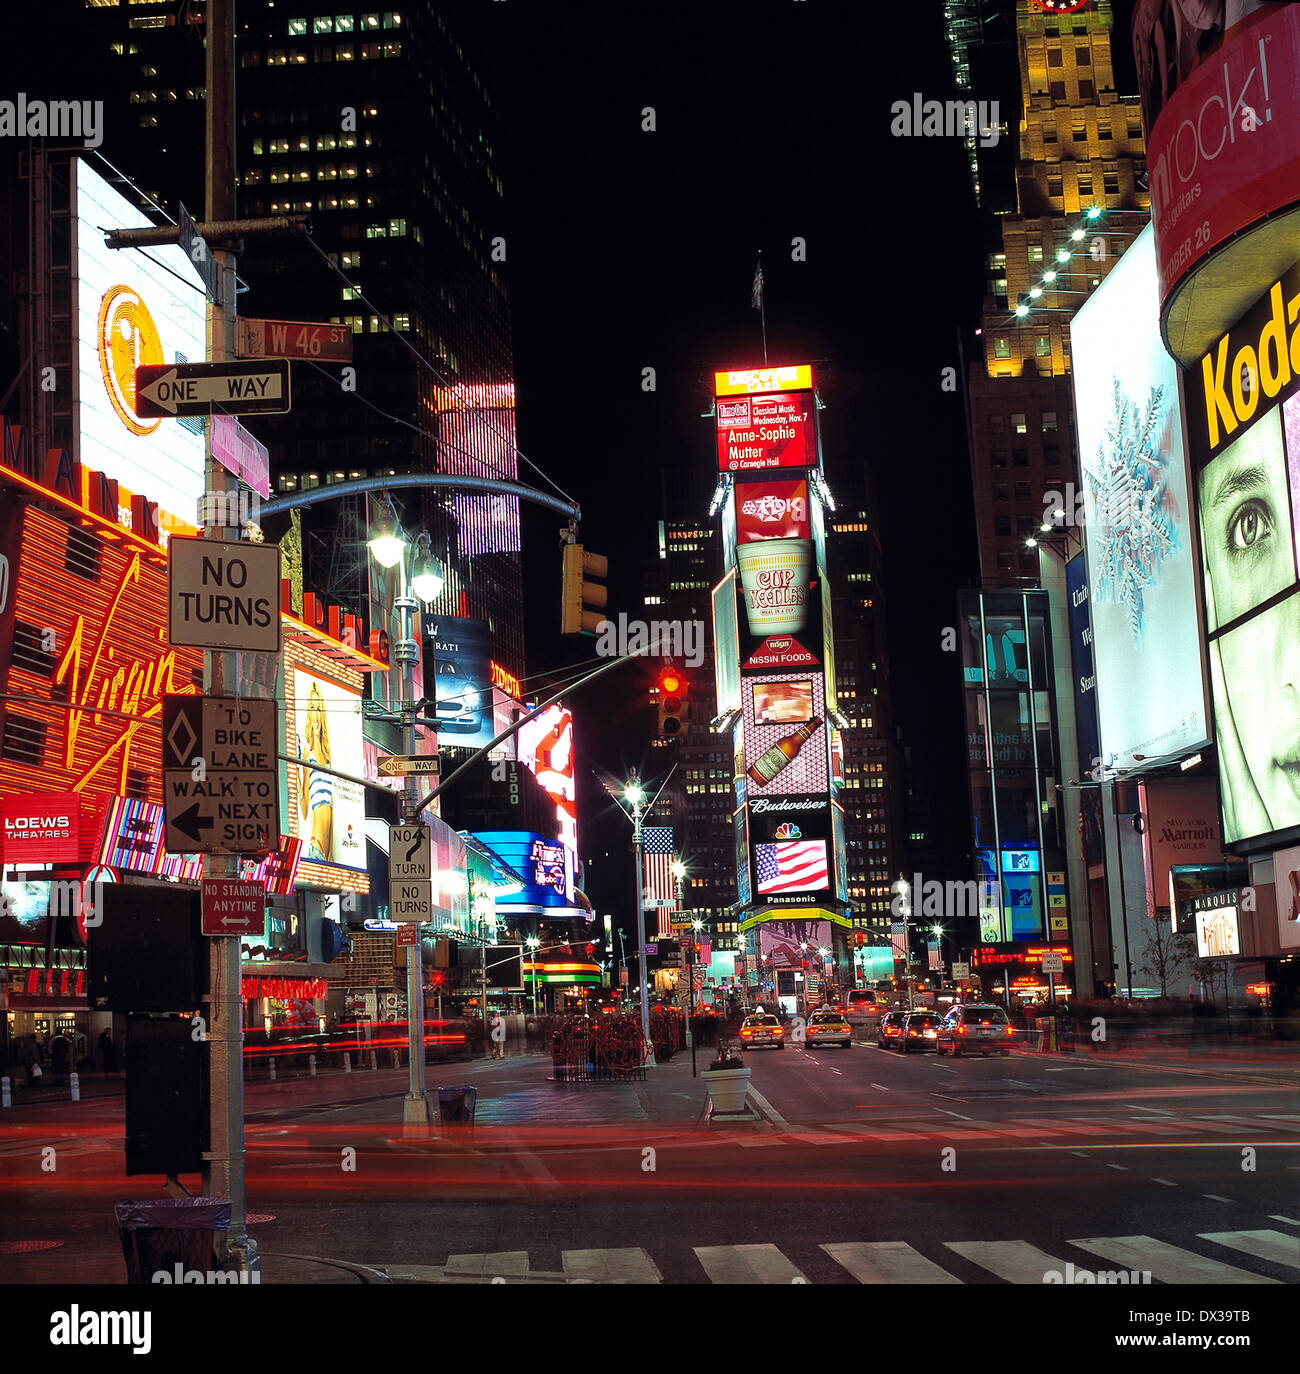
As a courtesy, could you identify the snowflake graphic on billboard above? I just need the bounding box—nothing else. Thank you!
[1085,375,1178,643]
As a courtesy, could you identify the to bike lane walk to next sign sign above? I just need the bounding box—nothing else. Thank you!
[389,823,432,923]
[162,695,279,855]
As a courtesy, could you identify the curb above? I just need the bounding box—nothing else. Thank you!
[259,1251,392,1283]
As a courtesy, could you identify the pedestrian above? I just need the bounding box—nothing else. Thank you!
[99,1028,117,1074]
[18,1035,39,1085]
[51,1033,71,1085]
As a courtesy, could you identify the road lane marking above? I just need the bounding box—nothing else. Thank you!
[694,1244,805,1284]
[1069,1235,1280,1285]
[1203,1195,1235,1203]
[1152,1178,1177,1187]
[1069,1151,1090,1158]
[745,1084,789,1127]
[562,1248,663,1283]
[936,1109,972,1121]
[945,1239,1065,1285]
[1199,1230,1300,1268]
[868,1084,891,1092]
[1269,1216,1299,1226]
[1105,1163,1128,1170]
[822,1241,960,1285]
[445,1251,528,1277]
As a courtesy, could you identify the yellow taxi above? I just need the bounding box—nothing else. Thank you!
[804,1008,852,1049]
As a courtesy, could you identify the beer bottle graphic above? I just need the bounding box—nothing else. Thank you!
[747,716,821,786]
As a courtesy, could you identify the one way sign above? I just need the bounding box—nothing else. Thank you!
[134,360,291,418]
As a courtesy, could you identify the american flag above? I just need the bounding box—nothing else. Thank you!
[642,826,678,936]
[755,840,828,896]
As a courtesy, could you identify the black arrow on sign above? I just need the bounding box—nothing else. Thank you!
[172,803,215,844]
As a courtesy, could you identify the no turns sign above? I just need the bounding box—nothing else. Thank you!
[168,536,281,652]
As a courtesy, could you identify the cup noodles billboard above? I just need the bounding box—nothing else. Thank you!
[73,158,208,525]
[1133,3,1300,311]
[716,392,817,473]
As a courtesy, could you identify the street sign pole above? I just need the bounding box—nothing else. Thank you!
[201,0,257,1283]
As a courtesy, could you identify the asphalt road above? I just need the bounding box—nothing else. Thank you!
[4,1038,1295,1288]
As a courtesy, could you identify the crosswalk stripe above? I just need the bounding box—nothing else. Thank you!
[1069,1235,1280,1284]
[694,1243,805,1284]
[1198,1230,1300,1269]
[562,1248,663,1283]
[944,1239,1065,1285]
[822,1241,961,1284]
[445,1251,528,1277]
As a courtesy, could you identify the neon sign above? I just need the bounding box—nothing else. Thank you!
[489,660,521,699]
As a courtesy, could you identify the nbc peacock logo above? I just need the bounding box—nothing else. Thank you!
[773,822,802,840]
[98,284,164,436]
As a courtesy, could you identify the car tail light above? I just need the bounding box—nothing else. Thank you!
[740,1028,752,1037]
[908,1029,917,1036]
[958,1025,966,1036]
[774,1027,784,1036]
[1006,1026,1014,1036]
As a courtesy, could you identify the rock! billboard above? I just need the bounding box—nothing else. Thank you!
[716,391,816,473]
[1135,3,1300,321]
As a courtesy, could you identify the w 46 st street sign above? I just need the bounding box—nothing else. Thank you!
[134,360,291,418]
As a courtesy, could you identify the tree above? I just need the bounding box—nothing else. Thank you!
[1133,917,1196,998]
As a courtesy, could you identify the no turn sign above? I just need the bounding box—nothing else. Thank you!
[168,536,281,652]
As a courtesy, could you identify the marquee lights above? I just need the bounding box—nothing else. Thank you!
[1006,204,1108,325]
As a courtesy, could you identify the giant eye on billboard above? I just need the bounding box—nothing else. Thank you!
[1186,260,1300,847]
[1069,225,1209,774]
[73,159,208,525]
[290,668,366,871]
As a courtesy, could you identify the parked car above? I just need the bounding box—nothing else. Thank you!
[805,1009,852,1048]
[876,1010,907,1050]
[936,1003,1015,1057]
[739,1013,785,1049]
[898,1010,942,1053]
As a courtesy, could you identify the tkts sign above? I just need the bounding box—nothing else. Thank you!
[0,506,201,804]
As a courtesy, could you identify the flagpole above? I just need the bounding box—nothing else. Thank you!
[758,251,768,364]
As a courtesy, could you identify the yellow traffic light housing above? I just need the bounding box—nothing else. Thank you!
[561,542,609,635]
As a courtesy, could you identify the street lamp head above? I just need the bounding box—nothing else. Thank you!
[624,781,644,805]
[367,508,407,569]
[411,547,444,601]
[671,860,685,879]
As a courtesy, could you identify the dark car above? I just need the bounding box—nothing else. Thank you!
[897,1010,941,1053]
[936,1003,1015,1057]
[876,1010,907,1050]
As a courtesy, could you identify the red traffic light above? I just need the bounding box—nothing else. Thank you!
[584,943,595,957]
[659,668,682,696]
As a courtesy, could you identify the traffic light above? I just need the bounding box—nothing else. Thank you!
[561,541,609,635]
[657,664,689,738]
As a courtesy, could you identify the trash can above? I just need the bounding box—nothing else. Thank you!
[436,1085,477,1124]
[115,1198,232,1284]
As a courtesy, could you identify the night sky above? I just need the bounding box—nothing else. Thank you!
[449,1,987,916]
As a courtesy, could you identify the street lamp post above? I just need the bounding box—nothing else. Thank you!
[369,515,443,1129]
[626,770,654,1063]
[526,935,541,1015]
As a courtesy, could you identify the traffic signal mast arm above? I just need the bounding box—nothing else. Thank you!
[413,651,636,817]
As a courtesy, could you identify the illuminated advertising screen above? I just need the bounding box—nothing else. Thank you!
[735,479,809,544]
[742,672,829,798]
[1133,3,1300,305]
[73,159,208,523]
[714,365,814,398]
[748,796,832,903]
[733,804,752,907]
[99,795,164,872]
[1270,842,1300,948]
[717,392,817,473]
[472,830,573,909]
[735,534,825,673]
[712,569,741,716]
[1070,225,1208,771]
[290,668,366,872]
[422,614,494,750]
[1065,552,1100,775]
[1186,262,1300,845]
[757,916,832,968]
[516,703,577,857]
